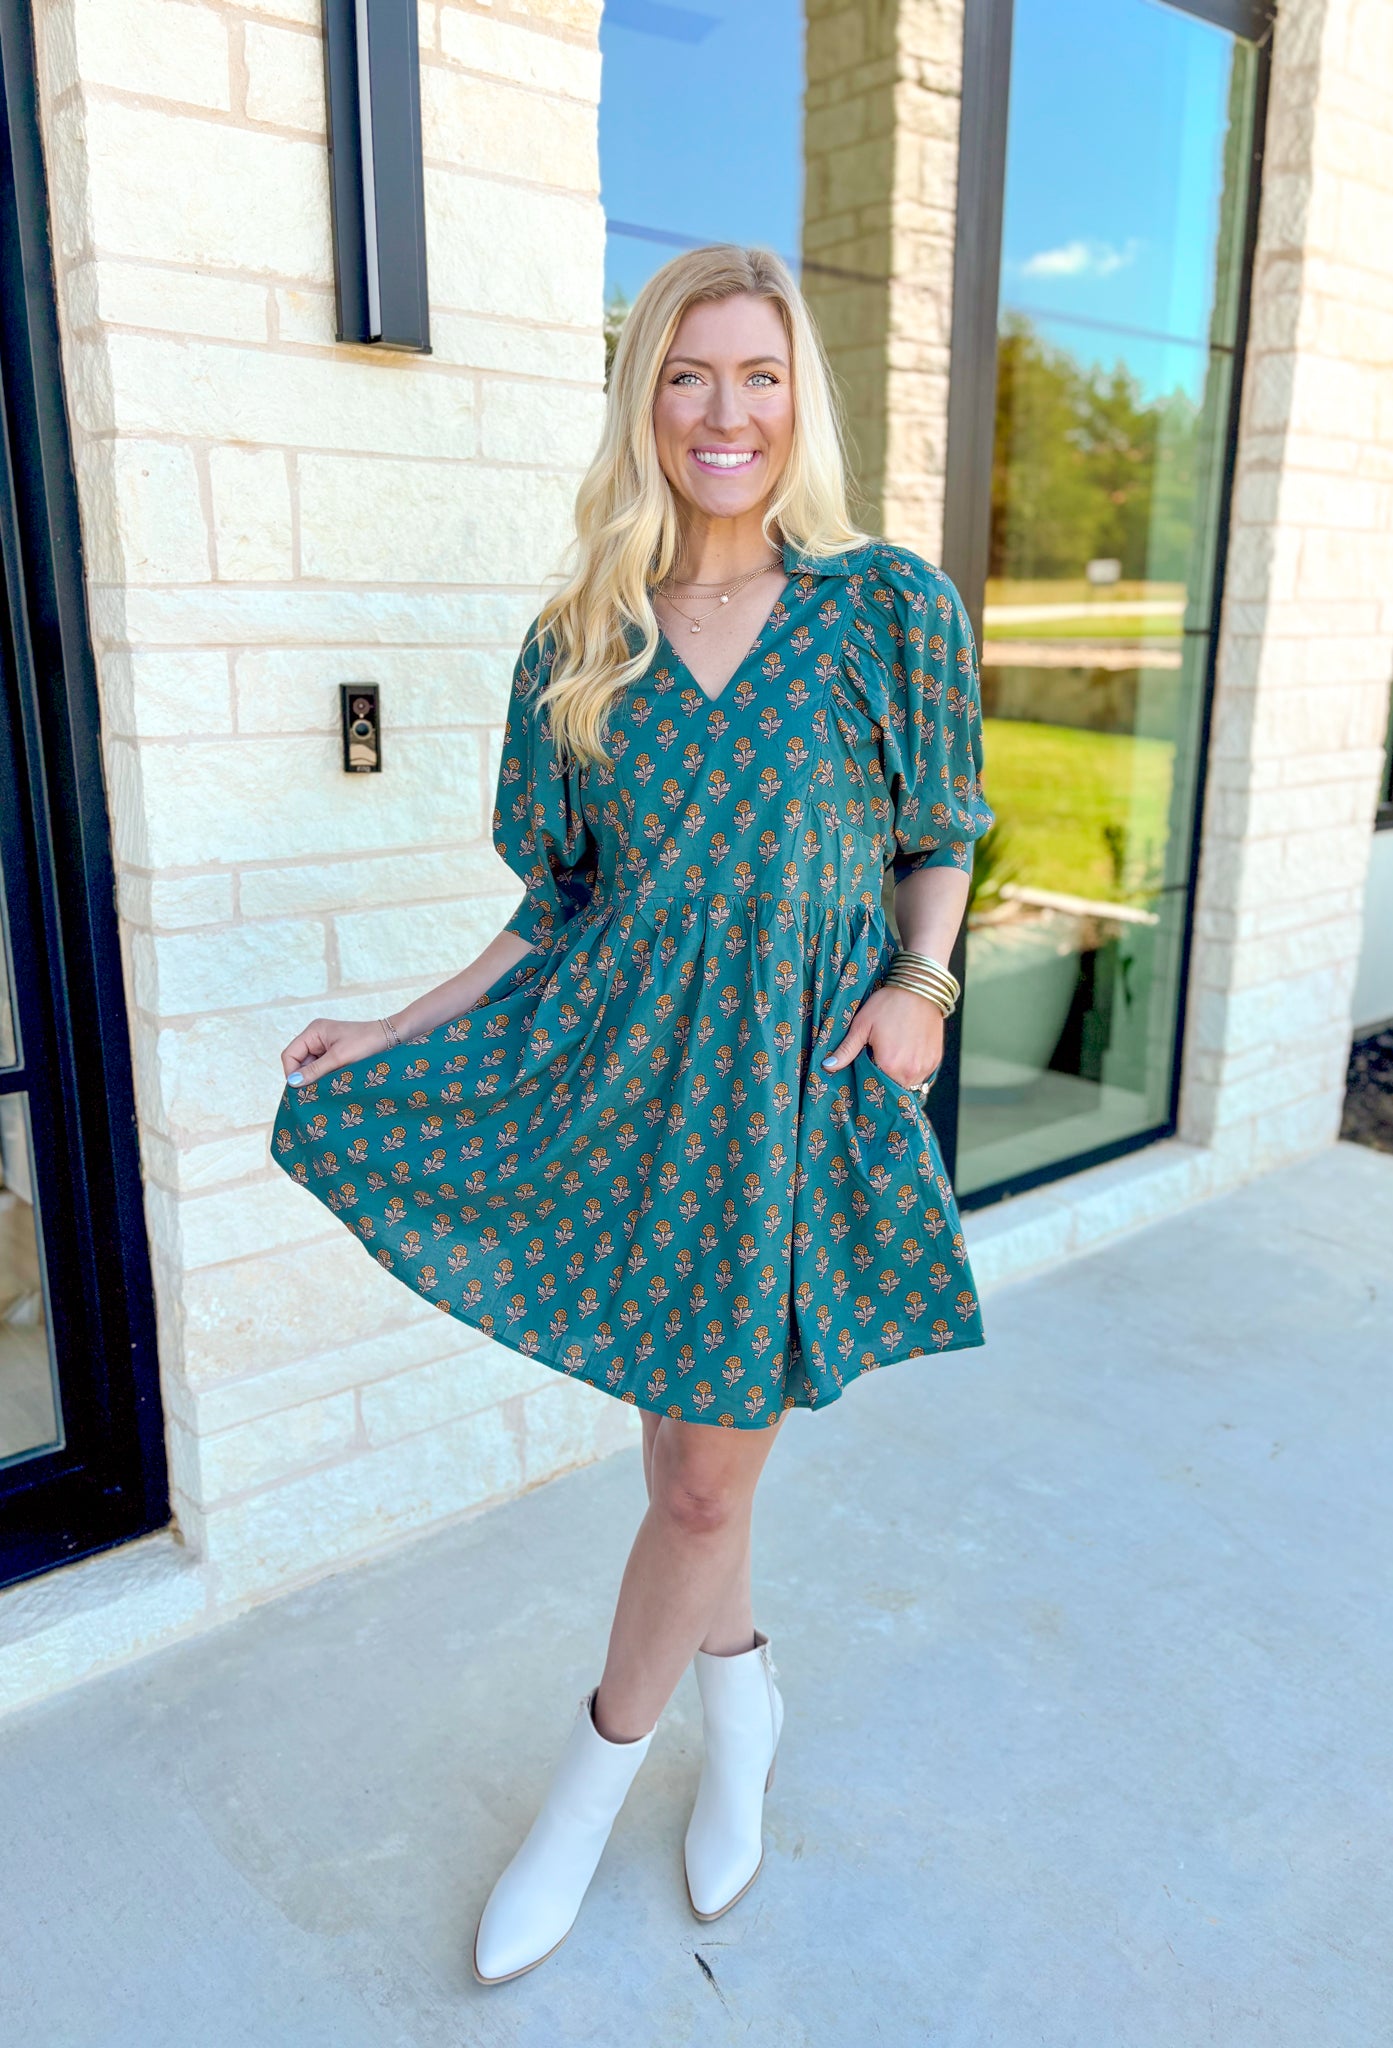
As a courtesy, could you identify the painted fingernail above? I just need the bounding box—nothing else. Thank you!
[288,1071,304,1085]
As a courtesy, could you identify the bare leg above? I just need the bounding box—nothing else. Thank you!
[594,1414,782,1741]
[640,1411,755,1656]
[640,1407,660,1499]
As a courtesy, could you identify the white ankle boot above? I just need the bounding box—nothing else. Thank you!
[472,1688,655,1985]
[684,1629,784,1921]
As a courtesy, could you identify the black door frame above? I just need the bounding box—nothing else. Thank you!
[0,1,167,1589]
[940,0,1276,1208]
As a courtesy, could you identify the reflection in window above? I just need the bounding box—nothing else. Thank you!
[0,1095,60,1467]
[958,0,1258,1196]
[597,1,1262,1201]
[599,2,952,554]
[600,1,805,372]
[0,861,14,1068]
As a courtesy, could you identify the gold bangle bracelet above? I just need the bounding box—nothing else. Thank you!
[886,967,956,998]
[891,973,959,1006]
[892,949,960,997]
[883,971,955,1018]
[894,949,959,983]
[888,986,957,1016]
[884,958,950,991]
[886,961,958,1003]
[889,960,957,993]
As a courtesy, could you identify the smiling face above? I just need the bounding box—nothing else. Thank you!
[651,293,795,529]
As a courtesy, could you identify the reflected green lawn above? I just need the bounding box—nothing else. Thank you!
[985,615,1182,643]
[980,717,1175,903]
[984,578,1186,609]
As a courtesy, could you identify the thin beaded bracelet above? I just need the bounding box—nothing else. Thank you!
[379,1012,402,1049]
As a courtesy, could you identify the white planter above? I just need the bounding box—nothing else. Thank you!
[962,914,1080,1097]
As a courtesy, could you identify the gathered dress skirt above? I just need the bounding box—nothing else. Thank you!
[270,540,996,1430]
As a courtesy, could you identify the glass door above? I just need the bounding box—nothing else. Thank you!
[0,3,166,1588]
[953,0,1269,1201]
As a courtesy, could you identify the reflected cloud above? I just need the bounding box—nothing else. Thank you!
[605,0,719,42]
[1020,237,1142,279]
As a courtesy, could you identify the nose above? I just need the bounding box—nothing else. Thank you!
[703,376,747,435]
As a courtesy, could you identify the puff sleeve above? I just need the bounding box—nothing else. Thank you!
[492,621,600,951]
[881,561,995,881]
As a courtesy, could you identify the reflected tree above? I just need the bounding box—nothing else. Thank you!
[991,313,1201,585]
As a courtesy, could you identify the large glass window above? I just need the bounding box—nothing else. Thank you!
[598,0,1265,1205]
[957,0,1260,1197]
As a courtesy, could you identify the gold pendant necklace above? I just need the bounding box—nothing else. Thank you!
[654,553,780,635]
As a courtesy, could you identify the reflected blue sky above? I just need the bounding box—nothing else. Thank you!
[599,0,1237,401]
[599,0,805,300]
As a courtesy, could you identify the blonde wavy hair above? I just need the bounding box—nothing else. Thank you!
[531,242,870,766]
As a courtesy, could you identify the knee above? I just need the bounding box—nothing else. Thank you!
[652,1457,740,1540]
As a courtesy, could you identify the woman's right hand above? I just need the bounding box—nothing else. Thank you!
[280,1014,395,1089]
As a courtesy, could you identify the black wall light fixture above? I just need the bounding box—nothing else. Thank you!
[322,0,431,350]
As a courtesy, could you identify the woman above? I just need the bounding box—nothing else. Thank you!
[272,244,993,1985]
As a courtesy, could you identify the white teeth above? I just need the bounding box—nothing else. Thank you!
[693,450,757,468]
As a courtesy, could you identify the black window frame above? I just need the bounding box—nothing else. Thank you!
[322,0,432,352]
[939,0,1276,1206]
[0,1,167,1591]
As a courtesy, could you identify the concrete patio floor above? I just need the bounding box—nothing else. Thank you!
[3,1139,1391,2047]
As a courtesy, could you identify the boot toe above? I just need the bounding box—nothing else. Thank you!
[473,1895,570,1984]
[472,1844,578,1984]
[684,1831,764,1919]
[472,1690,656,1985]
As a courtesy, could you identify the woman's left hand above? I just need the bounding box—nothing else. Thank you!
[819,986,944,1088]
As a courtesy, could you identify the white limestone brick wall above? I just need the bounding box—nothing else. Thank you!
[1180,0,1393,1172]
[30,0,637,1614]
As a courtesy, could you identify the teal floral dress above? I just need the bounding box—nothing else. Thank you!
[271,540,995,1429]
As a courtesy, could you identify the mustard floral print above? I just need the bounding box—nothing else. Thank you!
[271,541,995,1428]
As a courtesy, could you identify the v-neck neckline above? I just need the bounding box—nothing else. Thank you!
[654,569,800,710]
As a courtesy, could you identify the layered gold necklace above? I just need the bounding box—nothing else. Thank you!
[653,552,782,635]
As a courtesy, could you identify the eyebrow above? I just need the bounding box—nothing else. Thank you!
[662,354,788,370]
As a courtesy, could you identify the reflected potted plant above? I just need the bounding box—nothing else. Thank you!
[1081,823,1165,1092]
[961,821,1082,1099]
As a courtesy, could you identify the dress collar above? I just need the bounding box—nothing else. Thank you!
[780,539,863,579]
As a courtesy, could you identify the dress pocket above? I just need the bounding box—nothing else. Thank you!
[858,1047,939,1101]
[826,1047,928,1198]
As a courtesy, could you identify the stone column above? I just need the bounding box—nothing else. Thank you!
[1179,0,1393,1174]
[801,0,964,562]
